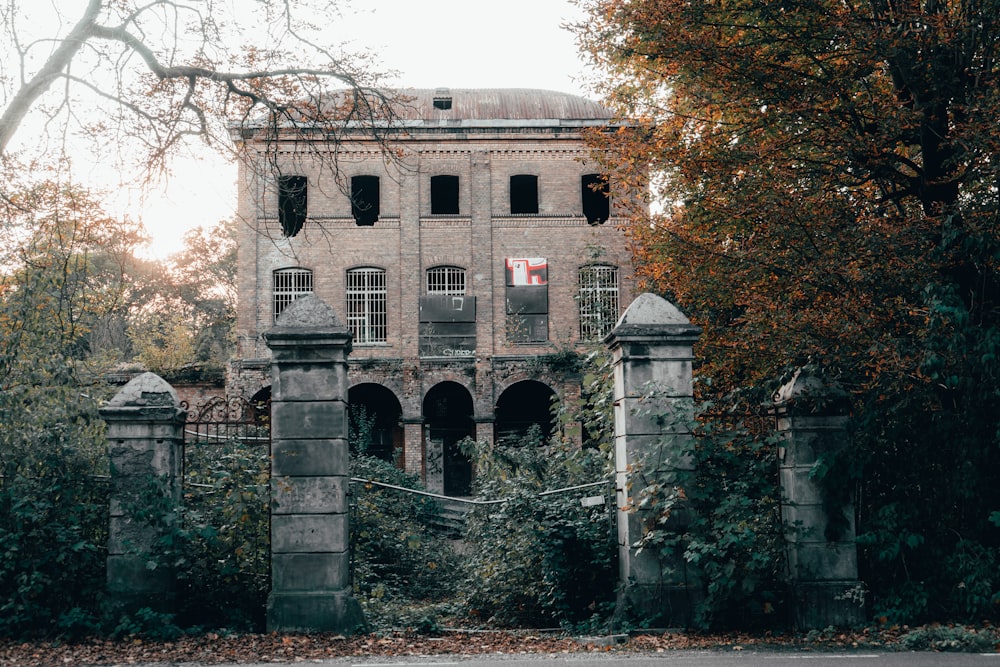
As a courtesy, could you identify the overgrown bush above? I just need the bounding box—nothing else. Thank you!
[458,428,616,629]
[628,388,786,630]
[0,381,110,638]
[351,454,461,626]
[173,435,271,631]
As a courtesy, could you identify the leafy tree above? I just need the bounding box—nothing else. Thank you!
[0,182,133,637]
[129,218,237,375]
[576,0,1000,623]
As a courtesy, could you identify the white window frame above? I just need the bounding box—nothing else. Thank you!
[426,266,466,295]
[578,265,619,341]
[346,267,387,344]
[273,267,313,322]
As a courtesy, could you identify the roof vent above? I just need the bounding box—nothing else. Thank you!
[433,88,452,110]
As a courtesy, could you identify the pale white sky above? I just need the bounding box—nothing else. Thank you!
[135,0,595,258]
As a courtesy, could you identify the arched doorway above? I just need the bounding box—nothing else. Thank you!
[494,380,558,446]
[348,383,403,465]
[422,382,474,496]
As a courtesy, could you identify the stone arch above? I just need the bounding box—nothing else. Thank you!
[422,381,475,496]
[494,379,559,446]
[348,383,403,465]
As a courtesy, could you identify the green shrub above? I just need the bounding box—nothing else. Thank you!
[459,430,616,629]
[0,385,109,639]
[173,435,271,631]
[351,455,460,615]
[899,624,997,652]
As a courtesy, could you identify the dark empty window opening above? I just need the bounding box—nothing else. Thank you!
[510,174,539,214]
[433,88,452,110]
[430,175,460,215]
[351,175,380,226]
[278,175,308,237]
[581,173,610,224]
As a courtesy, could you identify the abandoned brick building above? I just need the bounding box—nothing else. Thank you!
[230,88,634,495]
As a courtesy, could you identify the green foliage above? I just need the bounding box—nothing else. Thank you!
[458,429,616,629]
[629,393,785,630]
[578,0,1000,627]
[173,435,271,630]
[350,455,461,619]
[899,624,997,653]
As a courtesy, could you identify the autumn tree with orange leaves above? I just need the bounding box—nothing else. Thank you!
[577,0,1000,624]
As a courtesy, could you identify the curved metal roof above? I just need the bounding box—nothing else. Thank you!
[392,88,612,122]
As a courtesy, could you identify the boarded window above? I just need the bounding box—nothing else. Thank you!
[581,173,610,225]
[579,264,619,340]
[273,267,313,322]
[278,175,308,237]
[505,258,548,343]
[346,267,387,344]
[510,174,539,214]
[351,175,380,226]
[430,175,460,214]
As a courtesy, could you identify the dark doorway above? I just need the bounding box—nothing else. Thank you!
[348,383,403,464]
[494,380,558,446]
[423,382,474,496]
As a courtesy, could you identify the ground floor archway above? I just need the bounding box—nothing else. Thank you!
[494,380,558,446]
[422,381,474,496]
[348,383,403,464]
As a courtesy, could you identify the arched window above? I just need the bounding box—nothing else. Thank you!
[426,266,466,295]
[346,267,387,344]
[272,267,313,322]
[578,264,619,340]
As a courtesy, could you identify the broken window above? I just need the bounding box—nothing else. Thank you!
[579,264,619,341]
[278,175,308,237]
[430,175,460,214]
[581,173,610,224]
[510,174,539,214]
[272,267,313,322]
[346,267,387,344]
[351,175,380,226]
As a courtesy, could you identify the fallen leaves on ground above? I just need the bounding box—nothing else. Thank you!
[0,626,996,667]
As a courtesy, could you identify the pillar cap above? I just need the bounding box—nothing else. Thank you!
[772,367,851,416]
[100,372,186,421]
[605,293,702,343]
[264,295,352,351]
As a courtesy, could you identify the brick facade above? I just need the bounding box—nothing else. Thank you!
[230,89,634,494]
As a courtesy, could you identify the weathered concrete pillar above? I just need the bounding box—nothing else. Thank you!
[605,293,702,627]
[101,372,186,613]
[772,368,865,628]
[264,295,366,633]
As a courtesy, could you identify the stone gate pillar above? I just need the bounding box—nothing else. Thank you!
[101,372,186,613]
[772,368,865,628]
[263,295,366,633]
[605,293,702,627]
